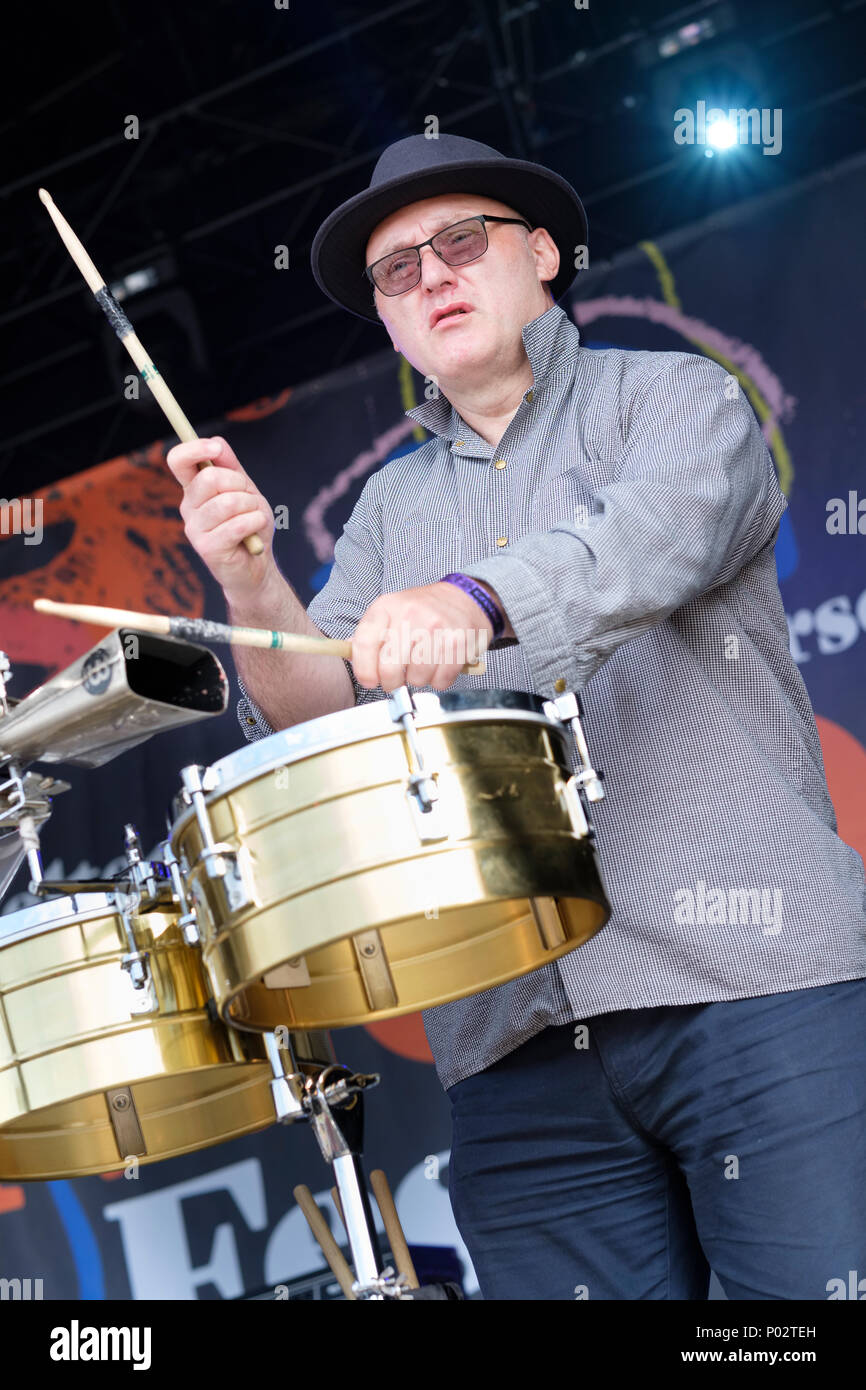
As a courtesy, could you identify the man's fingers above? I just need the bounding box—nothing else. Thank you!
[195,490,269,538]
[351,611,392,690]
[180,465,257,521]
[165,436,246,489]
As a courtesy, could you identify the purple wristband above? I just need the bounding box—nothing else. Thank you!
[440,572,505,640]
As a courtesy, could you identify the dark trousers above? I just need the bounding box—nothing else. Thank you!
[446,977,866,1299]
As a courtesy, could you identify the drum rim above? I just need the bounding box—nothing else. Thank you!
[1,890,139,947]
[170,687,569,835]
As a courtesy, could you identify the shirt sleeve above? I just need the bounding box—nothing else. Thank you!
[236,675,276,742]
[235,471,387,743]
[462,353,789,698]
[305,467,389,706]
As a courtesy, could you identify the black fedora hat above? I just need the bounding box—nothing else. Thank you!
[310,132,588,324]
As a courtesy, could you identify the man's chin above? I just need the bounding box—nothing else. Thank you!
[431,332,491,370]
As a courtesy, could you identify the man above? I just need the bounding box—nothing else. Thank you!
[167,133,866,1300]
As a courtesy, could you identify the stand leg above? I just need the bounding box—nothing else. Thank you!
[332,1151,383,1289]
[266,1047,454,1299]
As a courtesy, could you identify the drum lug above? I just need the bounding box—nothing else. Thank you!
[160,838,200,944]
[558,774,590,838]
[543,691,605,806]
[179,764,255,912]
[352,930,399,1012]
[113,887,159,1013]
[387,687,449,842]
[123,823,159,901]
[528,896,569,950]
[405,792,448,843]
[208,845,254,911]
[105,1086,147,1160]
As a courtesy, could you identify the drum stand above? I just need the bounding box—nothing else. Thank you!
[265,1036,460,1300]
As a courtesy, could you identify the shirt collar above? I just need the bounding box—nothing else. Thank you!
[404,302,581,444]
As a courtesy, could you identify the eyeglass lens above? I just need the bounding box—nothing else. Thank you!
[373,218,488,294]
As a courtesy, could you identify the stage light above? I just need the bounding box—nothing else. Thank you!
[108,266,160,301]
[635,5,736,70]
[658,18,717,61]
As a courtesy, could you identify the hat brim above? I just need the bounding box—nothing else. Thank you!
[310,156,588,323]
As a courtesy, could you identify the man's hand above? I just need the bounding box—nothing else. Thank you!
[352,581,505,691]
[165,436,277,606]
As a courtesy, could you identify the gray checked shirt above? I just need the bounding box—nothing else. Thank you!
[237,303,866,1092]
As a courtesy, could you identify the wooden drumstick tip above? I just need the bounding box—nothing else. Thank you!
[293,1183,357,1300]
[369,1168,419,1289]
[38,185,263,559]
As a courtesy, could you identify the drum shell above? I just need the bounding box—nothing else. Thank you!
[0,894,332,1180]
[172,701,611,1031]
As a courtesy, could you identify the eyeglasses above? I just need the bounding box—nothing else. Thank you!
[365,214,533,297]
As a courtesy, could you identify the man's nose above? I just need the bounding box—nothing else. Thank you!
[419,242,456,289]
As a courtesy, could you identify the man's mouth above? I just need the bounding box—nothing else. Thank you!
[430,304,473,329]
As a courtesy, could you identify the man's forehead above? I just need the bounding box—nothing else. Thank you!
[367,194,517,259]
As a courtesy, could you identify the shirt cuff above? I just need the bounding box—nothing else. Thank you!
[236,675,276,741]
[462,554,578,695]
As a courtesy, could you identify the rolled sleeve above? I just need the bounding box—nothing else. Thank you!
[237,677,276,742]
[464,355,788,697]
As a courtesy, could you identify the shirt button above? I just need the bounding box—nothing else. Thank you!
[496,536,508,547]
[455,440,464,447]
[525,390,534,403]
[493,458,507,469]
[554,677,567,694]
[245,716,257,725]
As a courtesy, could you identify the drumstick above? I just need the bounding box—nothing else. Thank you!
[32,597,487,674]
[330,1185,347,1234]
[37,188,263,557]
[293,1185,357,1299]
[369,1169,419,1289]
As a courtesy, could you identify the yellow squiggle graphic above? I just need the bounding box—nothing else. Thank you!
[638,241,793,496]
[399,354,428,443]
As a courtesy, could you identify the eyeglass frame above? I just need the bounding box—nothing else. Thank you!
[364,213,534,296]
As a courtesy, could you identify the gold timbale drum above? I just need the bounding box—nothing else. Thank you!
[170,689,611,1032]
[0,889,333,1180]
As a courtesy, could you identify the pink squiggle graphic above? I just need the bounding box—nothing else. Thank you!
[572,296,797,447]
[303,418,418,561]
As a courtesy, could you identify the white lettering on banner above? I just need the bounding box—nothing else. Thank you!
[102,1159,267,1300]
[103,1150,477,1299]
[262,1151,478,1293]
[786,586,866,663]
[395,1150,478,1297]
[263,1187,379,1286]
